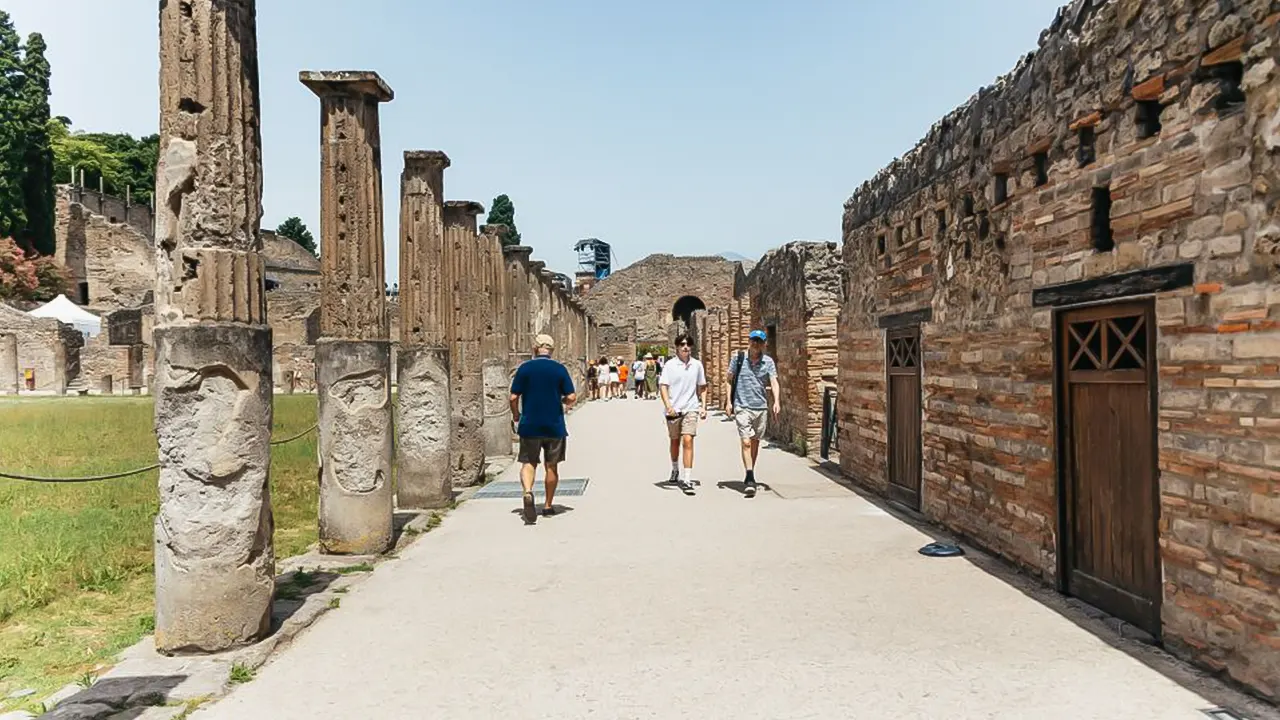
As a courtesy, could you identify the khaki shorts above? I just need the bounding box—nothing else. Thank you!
[665,412,700,439]
[735,408,768,439]
[518,437,566,466]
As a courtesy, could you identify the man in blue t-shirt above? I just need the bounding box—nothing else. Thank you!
[510,333,577,524]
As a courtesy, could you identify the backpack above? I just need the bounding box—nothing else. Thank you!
[729,350,746,408]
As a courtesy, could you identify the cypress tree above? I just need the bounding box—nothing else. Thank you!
[486,194,522,247]
[19,32,54,255]
[0,12,28,243]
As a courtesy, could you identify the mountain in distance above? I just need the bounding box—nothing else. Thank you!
[718,251,752,262]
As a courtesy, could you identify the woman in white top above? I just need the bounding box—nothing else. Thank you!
[631,358,647,399]
[596,357,610,401]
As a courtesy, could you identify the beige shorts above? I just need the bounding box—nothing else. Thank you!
[735,408,768,439]
[665,412,700,439]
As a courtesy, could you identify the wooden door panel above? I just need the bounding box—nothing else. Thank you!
[1059,300,1160,637]
[887,328,921,510]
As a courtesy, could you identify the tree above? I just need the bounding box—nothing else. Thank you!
[0,12,28,243]
[486,194,522,247]
[18,32,54,255]
[49,120,124,192]
[275,216,317,255]
[0,236,65,301]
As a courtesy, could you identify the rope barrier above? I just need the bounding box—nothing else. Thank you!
[0,424,319,484]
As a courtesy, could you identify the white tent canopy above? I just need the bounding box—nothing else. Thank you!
[28,294,103,337]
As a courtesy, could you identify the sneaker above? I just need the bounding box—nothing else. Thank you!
[542,506,557,517]
[667,469,679,486]
[744,479,758,498]
[679,480,696,496]
[522,492,537,525]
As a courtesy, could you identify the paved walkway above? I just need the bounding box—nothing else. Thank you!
[197,398,1253,720]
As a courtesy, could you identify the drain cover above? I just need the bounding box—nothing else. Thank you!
[472,477,589,500]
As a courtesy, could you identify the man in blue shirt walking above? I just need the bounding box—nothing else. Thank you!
[510,333,578,524]
[726,329,780,497]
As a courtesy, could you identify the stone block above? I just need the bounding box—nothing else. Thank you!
[1233,333,1280,359]
[1207,235,1243,257]
[396,345,453,509]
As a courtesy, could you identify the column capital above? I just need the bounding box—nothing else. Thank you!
[529,260,547,274]
[300,70,394,102]
[480,223,508,237]
[444,200,486,217]
[404,150,451,171]
[503,245,533,264]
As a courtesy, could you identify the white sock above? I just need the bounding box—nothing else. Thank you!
[679,467,691,482]
[671,460,679,472]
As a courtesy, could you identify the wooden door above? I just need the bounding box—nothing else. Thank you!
[1058,300,1161,636]
[887,326,922,510]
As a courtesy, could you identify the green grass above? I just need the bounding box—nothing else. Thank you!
[0,395,319,709]
[227,662,255,685]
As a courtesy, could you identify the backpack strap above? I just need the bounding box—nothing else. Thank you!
[729,350,746,406]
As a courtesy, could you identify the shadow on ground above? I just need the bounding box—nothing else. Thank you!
[37,675,186,719]
[803,460,1279,720]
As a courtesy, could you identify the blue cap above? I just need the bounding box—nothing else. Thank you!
[749,329,767,341]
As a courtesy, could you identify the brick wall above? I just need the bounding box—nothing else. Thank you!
[580,254,740,343]
[838,0,1280,698]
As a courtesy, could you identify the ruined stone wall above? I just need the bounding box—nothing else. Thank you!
[579,254,739,342]
[747,241,841,452]
[0,304,80,393]
[595,321,637,362]
[838,0,1280,698]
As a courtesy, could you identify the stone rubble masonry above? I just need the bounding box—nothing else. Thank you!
[837,0,1280,699]
[396,150,453,509]
[152,0,274,654]
[302,70,395,555]
[579,254,740,343]
[0,303,80,394]
[0,331,18,393]
[746,241,841,453]
[445,200,487,488]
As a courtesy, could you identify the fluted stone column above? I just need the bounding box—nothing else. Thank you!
[444,201,486,487]
[301,71,394,555]
[479,225,512,457]
[504,246,533,369]
[152,0,274,654]
[0,333,16,394]
[395,151,453,509]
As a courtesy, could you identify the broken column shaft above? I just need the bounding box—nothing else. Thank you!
[301,71,395,555]
[396,151,453,508]
[152,0,274,654]
[444,200,487,487]
[479,225,512,457]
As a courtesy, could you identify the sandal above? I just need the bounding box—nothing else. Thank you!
[522,492,537,525]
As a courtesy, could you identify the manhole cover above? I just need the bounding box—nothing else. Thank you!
[472,477,590,500]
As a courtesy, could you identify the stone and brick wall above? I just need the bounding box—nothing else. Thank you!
[837,0,1280,698]
[0,304,81,393]
[579,254,740,343]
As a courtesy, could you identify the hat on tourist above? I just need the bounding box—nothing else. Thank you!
[643,353,653,359]
[749,329,767,341]
[535,333,555,349]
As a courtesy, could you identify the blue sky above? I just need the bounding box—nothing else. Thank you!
[8,1,1063,279]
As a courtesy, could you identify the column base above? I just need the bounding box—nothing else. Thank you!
[395,345,453,510]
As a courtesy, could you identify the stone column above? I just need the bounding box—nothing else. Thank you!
[504,246,533,370]
[396,151,453,509]
[301,71,394,555]
[152,0,274,654]
[479,225,512,457]
[0,333,17,394]
[444,201,486,487]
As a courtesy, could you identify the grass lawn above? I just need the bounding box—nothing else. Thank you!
[0,395,319,710]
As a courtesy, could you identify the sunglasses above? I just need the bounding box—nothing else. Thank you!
[677,342,692,347]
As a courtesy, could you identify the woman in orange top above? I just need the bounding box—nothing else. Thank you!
[617,360,629,398]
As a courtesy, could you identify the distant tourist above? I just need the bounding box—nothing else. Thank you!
[643,354,659,399]
[618,359,630,399]
[726,329,779,498]
[632,356,647,399]
[586,361,598,398]
[659,334,707,495]
[595,357,610,401]
[609,358,621,399]
[510,334,577,524]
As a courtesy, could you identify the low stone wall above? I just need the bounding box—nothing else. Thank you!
[0,304,81,393]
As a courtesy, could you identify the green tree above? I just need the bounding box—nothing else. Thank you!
[18,32,54,255]
[0,12,28,242]
[486,194,522,247]
[49,120,125,193]
[275,216,317,255]
[77,131,157,203]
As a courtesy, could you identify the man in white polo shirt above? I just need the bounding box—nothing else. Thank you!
[659,333,707,495]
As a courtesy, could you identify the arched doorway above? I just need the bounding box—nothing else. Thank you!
[671,295,706,329]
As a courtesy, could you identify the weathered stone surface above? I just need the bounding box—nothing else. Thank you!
[445,201,486,488]
[0,332,17,394]
[398,151,450,348]
[481,358,513,457]
[579,254,741,344]
[153,326,274,654]
[395,345,452,509]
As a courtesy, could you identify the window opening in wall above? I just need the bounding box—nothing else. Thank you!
[914,215,923,238]
[1135,100,1163,139]
[895,226,905,248]
[877,235,886,256]
[78,282,89,305]
[1209,61,1245,112]
[935,209,947,236]
[995,233,1006,251]
[1033,152,1049,186]
[1077,126,1096,167]
[978,212,990,241]
[962,195,974,217]
[108,216,118,223]
[963,240,972,260]
[1091,186,1114,252]
[994,173,1009,205]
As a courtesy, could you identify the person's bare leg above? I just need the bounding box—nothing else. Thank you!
[682,434,695,469]
[521,462,536,494]
[741,439,754,471]
[669,436,680,463]
[544,463,559,510]
[750,437,761,465]
[520,461,538,523]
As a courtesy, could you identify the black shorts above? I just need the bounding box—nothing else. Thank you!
[518,437,566,466]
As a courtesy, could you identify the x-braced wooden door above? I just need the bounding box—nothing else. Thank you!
[887,326,922,510]
[1057,300,1161,636]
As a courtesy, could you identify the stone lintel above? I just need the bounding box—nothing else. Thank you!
[299,70,394,102]
[1031,263,1194,308]
[503,245,533,260]
[877,307,933,329]
[529,260,547,274]
[444,200,486,216]
[404,150,451,170]
[480,223,509,236]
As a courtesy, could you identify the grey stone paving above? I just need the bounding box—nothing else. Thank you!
[194,398,1271,720]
